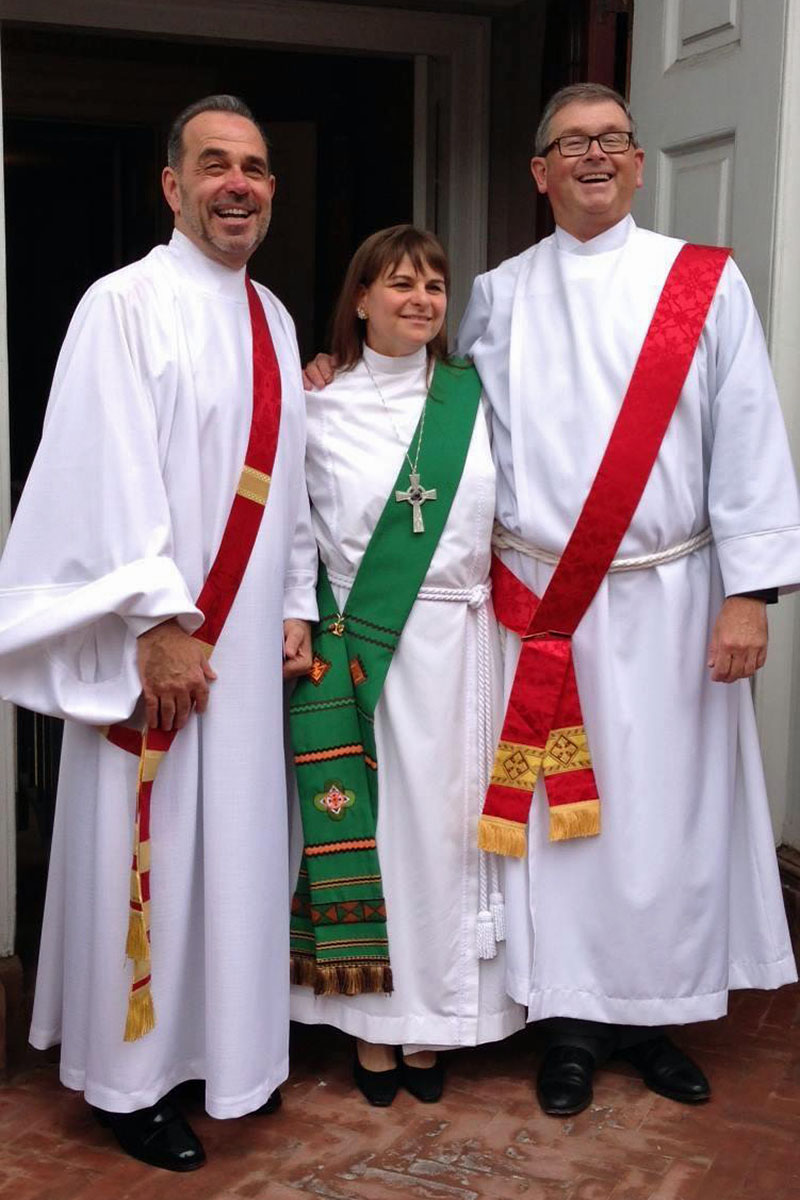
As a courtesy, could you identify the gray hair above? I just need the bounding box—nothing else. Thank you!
[534,83,638,156]
[166,94,270,170]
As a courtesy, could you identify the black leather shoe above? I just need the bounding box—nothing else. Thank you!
[92,1098,206,1172]
[353,1052,399,1106]
[399,1054,444,1103]
[536,1045,595,1116]
[252,1088,282,1116]
[616,1036,710,1104]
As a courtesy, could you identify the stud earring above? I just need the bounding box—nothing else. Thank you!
[356,306,368,320]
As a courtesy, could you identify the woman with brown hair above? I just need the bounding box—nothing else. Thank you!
[289,225,523,1106]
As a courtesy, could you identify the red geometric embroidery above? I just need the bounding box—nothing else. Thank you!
[309,654,332,686]
[349,655,368,686]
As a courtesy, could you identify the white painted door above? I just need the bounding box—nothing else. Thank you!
[630,0,800,847]
[630,0,786,324]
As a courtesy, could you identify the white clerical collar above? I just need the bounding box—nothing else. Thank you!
[554,213,635,256]
[167,228,248,299]
[362,343,428,375]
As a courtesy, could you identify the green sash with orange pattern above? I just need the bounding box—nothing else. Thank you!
[290,359,480,995]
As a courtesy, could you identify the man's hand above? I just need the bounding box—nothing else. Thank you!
[137,619,217,731]
[283,619,313,678]
[302,353,337,391]
[707,596,768,683]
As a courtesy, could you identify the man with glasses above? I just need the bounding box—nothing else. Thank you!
[457,82,800,1115]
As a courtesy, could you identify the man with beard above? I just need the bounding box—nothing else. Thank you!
[0,95,316,1169]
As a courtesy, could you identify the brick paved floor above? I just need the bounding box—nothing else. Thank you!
[1,985,799,1200]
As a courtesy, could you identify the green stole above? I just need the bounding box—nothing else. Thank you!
[290,358,482,995]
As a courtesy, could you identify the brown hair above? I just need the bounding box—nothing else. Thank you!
[329,225,450,370]
[167,95,270,171]
[534,83,637,157]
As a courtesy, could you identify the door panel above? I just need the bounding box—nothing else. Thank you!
[630,0,787,325]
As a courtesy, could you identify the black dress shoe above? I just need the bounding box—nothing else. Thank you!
[536,1045,595,1116]
[92,1098,206,1172]
[616,1036,710,1104]
[398,1054,444,1103]
[252,1088,282,1116]
[353,1052,399,1106]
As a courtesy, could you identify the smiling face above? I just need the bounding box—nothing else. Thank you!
[161,110,275,269]
[530,98,644,242]
[358,254,447,357]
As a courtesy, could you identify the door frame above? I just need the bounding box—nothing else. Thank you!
[0,41,13,957]
[0,0,490,956]
[755,0,800,850]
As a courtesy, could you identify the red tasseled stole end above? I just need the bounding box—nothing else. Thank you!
[548,798,601,842]
[124,748,157,1042]
[477,814,527,858]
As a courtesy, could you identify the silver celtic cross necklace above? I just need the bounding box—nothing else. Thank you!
[364,355,437,534]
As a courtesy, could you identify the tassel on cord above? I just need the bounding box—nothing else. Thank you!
[488,854,506,943]
[549,800,601,842]
[477,910,497,959]
[478,815,526,859]
[477,849,497,960]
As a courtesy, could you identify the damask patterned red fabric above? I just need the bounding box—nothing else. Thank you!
[111,276,282,1040]
[478,244,730,857]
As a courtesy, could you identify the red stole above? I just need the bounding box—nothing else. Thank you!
[105,277,282,1040]
[478,243,731,858]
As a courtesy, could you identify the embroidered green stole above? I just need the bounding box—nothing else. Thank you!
[290,358,481,995]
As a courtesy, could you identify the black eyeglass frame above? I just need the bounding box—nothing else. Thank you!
[542,131,635,158]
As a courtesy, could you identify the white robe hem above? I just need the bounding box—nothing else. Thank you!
[54,1056,290,1119]
[290,996,524,1048]
[511,950,797,1027]
[60,1059,206,1113]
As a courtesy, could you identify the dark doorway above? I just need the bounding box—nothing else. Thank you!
[2,21,414,981]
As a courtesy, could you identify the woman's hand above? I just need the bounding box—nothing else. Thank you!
[303,353,337,390]
[283,619,313,678]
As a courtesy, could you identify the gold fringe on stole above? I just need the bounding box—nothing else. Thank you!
[548,799,601,842]
[477,815,527,859]
[124,977,156,1042]
[126,803,149,961]
[124,744,155,1041]
[290,955,393,996]
[125,904,149,962]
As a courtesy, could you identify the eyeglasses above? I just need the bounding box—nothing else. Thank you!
[543,131,634,157]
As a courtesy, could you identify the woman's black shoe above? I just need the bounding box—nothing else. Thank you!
[398,1054,444,1103]
[353,1051,399,1106]
[92,1098,206,1172]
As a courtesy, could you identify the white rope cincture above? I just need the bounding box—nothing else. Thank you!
[326,572,503,961]
[491,521,713,572]
[474,593,499,960]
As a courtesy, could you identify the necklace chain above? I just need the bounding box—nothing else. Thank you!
[363,355,428,475]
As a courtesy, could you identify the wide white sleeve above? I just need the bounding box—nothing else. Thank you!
[0,282,201,723]
[708,260,800,596]
[284,484,319,622]
[256,286,319,623]
[454,273,492,359]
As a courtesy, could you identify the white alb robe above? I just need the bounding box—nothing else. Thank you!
[0,231,317,1115]
[457,215,800,1026]
[290,345,525,1048]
